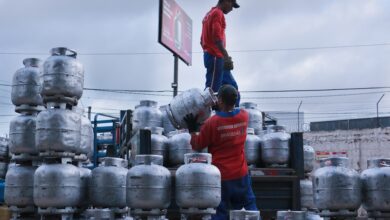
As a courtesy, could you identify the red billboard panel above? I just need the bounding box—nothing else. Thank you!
[158,0,192,65]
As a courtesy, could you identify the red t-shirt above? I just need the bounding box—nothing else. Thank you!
[201,7,226,58]
[190,109,249,180]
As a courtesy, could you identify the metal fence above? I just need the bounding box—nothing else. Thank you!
[310,116,390,131]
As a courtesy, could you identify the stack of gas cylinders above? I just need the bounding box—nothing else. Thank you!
[300,145,321,219]
[311,157,390,219]
[5,47,95,220]
[240,102,292,168]
[6,57,44,220]
[127,88,222,219]
[275,144,322,220]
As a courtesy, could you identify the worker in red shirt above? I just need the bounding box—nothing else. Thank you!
[184,85,258,220]
[201,0,241,107]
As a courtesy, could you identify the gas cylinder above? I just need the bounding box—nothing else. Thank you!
[304,145,315,173]
[42,47,84,99]
[361,158,390,215]
[300,178,314,210]
[148,127,169,165]
[11,58,43,106]
[261,125,290,167]
[5,164,37,210]
[132,100,163,134]
[36,102,81,156]
[34,161,81,208]
[240,102,263,135]
[166,88,217,129]
[126,155,171,210]
[312,157,361,211]
[176,153,221,209]
[9,112,38,157]
[245,128,261,166]
[89,157,128,208]
[167,130,193,166]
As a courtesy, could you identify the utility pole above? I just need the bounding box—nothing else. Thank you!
[377,94,385,127]
[172,55,179,97]
[297,101,303,132]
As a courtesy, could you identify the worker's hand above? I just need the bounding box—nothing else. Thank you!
[223,56,234,70]
[183,113,200,133]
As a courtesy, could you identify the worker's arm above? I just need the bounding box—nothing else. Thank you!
[216,40,233,70]
[216,40,229,59]
[189,122,212,152]
[183,114,211,151]
[211,15,234,70]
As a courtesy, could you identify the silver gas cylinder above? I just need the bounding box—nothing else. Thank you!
[159,105,176,135]
[176,153,221,210]
[230,210,261,220]
[245,128,261,166]
[261,125,290,167]
[166,88,217,129]
[36,102,81,157]
[89,157,128,209]
[240,102,263,135]
[300,178,315,210]
[167,130,193,166]
[304,145,315,173]
[312,157,361,212]
[126,155,171,211]
[148,127,169,165]
[34,161,81,209]
[9,112,39,159]
[11,58,43,107]
[132,100,163,134]
[5,163,37,212]
[78,166,91,209]
[277,211,306,220]
[361,158,390,216]
[41,47,84,100]
[74,107,93,160]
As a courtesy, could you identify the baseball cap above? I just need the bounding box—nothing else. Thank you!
[232,0,240,8]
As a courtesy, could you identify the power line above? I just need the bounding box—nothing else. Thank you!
[243,86,390,93]
[0,42,389,56]
[244,90,390,99]
[229,42,390,53]
[2,83,390,95]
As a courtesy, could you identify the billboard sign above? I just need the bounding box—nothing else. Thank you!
[158,0,192,65]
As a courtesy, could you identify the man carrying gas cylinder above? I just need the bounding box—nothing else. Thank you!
[183,84,259,220]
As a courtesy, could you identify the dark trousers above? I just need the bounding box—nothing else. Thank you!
[204,52,241,107]
[212,173,259,220]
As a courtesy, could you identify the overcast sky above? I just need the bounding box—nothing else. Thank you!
[1,0,390,136]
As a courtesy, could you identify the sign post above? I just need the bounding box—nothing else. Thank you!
[173,54,178,96]
[158,0,192,97]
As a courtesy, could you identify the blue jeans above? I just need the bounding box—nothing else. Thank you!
[204,52,240,107]
[212,174,259,220]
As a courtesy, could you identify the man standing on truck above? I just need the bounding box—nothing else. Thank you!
[183,85,258,220]
[201,0,241,107]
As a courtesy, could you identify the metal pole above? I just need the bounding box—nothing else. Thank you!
[88,106,92,120]
[297,101,303,132]
[172,55,179,97]
[377,94,385,127]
